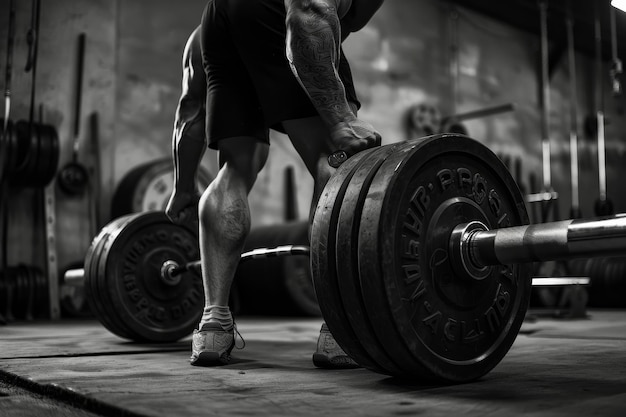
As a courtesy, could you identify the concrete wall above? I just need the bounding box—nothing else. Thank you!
[1,0,118,273]
[1,0,625,273]
[346,1,626,222]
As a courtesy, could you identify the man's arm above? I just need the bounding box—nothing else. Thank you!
[284,0,381,156]
[172,27,206,194]
[167,27,206,223]
[284,0,353,128]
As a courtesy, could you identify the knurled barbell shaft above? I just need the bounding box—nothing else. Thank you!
[66,245,311,285]
[463,214,626,268]
[166,244,311,278]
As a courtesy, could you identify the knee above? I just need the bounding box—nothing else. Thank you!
[199,186,250,246]
[218,139,269,192]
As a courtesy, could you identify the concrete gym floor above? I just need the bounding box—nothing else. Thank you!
[1,311,626,417]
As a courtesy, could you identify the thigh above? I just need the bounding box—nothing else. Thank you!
[200,0,269,149]
[217,136,270,191]
[282,116,331,177]
[282,116,335,222]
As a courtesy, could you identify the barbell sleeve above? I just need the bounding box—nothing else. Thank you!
[461,214,626,269]
[64,268,86,286]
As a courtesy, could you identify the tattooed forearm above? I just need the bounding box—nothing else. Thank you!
[285,0,355,127]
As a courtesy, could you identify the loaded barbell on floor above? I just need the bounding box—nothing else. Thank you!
[77,133,625,384]
[68,212,315,343]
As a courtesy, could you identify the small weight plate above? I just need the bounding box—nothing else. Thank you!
[99,212,203,342]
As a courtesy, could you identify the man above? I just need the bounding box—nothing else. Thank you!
[166,0,384,367]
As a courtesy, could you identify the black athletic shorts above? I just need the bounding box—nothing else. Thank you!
[200,0,361,149]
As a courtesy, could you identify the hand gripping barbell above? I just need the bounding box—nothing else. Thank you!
[75,134,625,384]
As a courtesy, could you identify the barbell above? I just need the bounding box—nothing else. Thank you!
[75,133,624,384]
[160,245,310,284]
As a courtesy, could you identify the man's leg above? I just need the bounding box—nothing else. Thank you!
[191,136,269,366]
[282,117,334,222]
[282,116,360,369]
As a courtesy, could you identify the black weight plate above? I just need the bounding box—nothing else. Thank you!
[84,217,119,331]
[32,124,49,187]
[9,121,32,178]
[85,215,135,338]
[0,119,13,178]
[30,126,44,187]
[84,220,114,329]
[11,121,41,187]
[358,134,531,383]
[99,211,203,342]
[94,215,143,339]
[95,215,143,339]
[46,126,60,186]
[311,146,384,372]
[31,124,49,187]
[35,124,59,188]
[335,142,416,376]
[5,120,20,176]
[58,162,89,195]
[100,212,203,342]
[85,216,129,337]
[8,121,19,175]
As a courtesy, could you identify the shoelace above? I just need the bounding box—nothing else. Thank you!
[233,323,246,350]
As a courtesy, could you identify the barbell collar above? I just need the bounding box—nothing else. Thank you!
[160,260,183,286]
[460,214,626,269]
[328,151,349,168]
[449,221,492,281]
